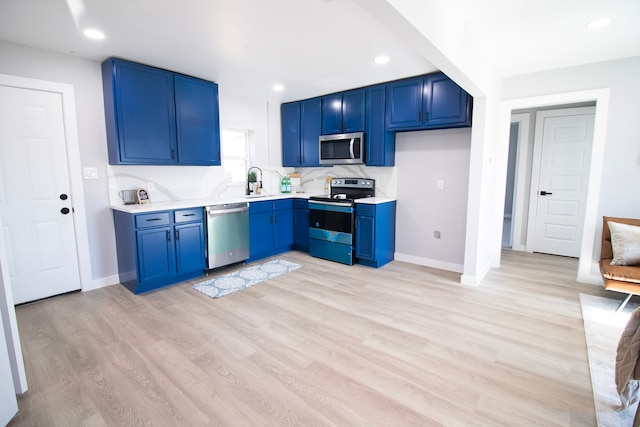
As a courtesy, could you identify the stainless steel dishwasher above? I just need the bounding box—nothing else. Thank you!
[205,203,249,270]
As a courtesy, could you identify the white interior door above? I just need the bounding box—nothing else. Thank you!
[0,85,81,304]
[530,107,595,257]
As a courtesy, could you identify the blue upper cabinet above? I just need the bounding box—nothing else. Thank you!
[282,98,322,167]
[385,77,423,130]
[174,75,221,165]
[321,89,365,135]
[386,73,471,131]
[424,73,472,128]
[102,57,221,165]
[365,85,395,167]
[281,102,301,167]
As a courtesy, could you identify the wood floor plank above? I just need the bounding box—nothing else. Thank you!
[9,250,613,426]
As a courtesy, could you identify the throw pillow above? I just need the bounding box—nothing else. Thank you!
[608,221,640,266]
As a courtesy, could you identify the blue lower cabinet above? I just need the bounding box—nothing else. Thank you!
[355,202,396,268]
[175,221,206,274]
[248,199,294,262]
[113,208,205,294]
[136,226,175,284]
[293,199,309,251]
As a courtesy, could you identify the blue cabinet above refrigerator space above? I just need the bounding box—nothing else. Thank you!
[386,73,471,131]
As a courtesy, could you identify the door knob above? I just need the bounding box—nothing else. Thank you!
[60,207,70,214]
[60,194,68,200]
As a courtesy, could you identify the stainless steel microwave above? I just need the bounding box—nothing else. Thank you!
[319,132,365,165]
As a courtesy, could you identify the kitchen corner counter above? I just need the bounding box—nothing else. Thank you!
[354,197,396,205]
[110,193,311,214]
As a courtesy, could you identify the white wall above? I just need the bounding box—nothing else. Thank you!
[394,128,471,271]
[503,56,640,281]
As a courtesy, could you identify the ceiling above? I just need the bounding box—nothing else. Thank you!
[0,0,638,102]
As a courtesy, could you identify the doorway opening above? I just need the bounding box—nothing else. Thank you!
[501,93,606,284]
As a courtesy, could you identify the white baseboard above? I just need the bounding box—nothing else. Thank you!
[82,274,119,292]
[394,253,464,274]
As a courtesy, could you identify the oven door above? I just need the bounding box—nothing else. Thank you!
[308,201,355,265]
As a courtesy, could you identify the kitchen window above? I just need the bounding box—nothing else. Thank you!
[221,128,249,184]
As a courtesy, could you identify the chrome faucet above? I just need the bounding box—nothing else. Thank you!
[247,167,263,195]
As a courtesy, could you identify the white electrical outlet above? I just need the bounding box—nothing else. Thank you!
[436,179,444,190]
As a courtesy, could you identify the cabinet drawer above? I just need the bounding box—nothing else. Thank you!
[275,198,293,210]
[174,208,203,223]
[293,199,309,210]
[135,212,171,229]
[249,200,273,214]
[356,204,376,217]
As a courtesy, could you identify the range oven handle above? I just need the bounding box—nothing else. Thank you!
[310,200,353,208]
[349,138,355,159]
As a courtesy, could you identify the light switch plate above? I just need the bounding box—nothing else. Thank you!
[83,167,99,180]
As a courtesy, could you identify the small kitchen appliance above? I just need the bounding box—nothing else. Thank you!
[308,178,375,265]
[319,132,365,165]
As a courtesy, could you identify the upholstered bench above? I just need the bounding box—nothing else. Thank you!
[600,216,640,312]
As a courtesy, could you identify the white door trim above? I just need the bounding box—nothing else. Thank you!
[0,74,92,289]
[509,113,530,252]
[501,88,609,284]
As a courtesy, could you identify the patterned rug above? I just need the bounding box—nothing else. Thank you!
[191,259,303,298]
[580,293,638,426]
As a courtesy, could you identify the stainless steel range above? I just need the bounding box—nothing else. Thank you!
[308,178,375,265]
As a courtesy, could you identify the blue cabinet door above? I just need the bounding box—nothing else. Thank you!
[281,102,301,167]
[274,207,294,250]
[175,222,205,274]
[365,85,395,167]
[249,201,275,260]
[321,90,365,135]
[385,77,423,130]
[355,214,375,261]
[175,75,221,165]
[293,200,309,250]
[321,93,343,135]
[105,59,177,164]
[342,89,365,133]
[424,73,472,128]
[136,226,175,283]
[300,98,322,167]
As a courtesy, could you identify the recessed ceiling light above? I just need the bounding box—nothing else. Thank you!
[272,84,284,92]
[83,28,105,40]
[586,18,611,29]
[374,56,390,65]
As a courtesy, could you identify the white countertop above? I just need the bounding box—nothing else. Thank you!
[111,193,396,214]
[354,197,396,205]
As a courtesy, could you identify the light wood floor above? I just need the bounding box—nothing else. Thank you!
[9,250,618,426]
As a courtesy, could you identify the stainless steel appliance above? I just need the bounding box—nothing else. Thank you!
[308,178,375,265]
[319,132,365,165]
[205,203,249,269]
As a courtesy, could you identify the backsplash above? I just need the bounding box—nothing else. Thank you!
[108,164,397,205]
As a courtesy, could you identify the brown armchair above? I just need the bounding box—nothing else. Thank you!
[600,216,640,312]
